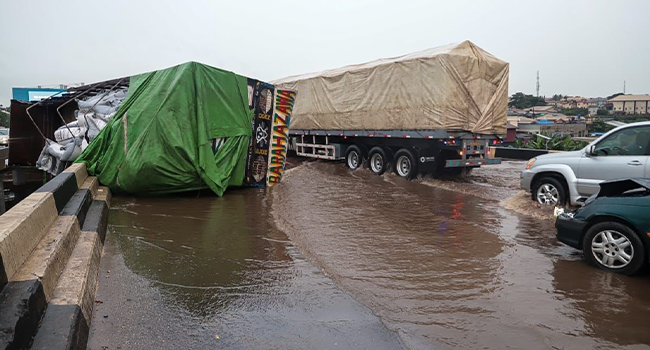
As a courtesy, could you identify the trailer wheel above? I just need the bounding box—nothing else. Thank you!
[393,148,418,180]
[368,147,389,175]
[346,145,363,170]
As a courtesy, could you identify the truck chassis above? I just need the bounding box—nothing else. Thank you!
[289,129,502,179]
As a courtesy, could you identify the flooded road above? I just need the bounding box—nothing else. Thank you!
[272,160,650,350]
[89,159,650,350]
[87,191,405,349]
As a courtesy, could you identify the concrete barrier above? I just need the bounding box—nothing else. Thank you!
[0,164,110,350]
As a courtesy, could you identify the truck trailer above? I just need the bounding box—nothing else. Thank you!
[273,41,509,179]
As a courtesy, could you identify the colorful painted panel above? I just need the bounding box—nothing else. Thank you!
[267,89,296,186]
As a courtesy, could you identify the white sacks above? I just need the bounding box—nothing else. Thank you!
[36,87,128,175]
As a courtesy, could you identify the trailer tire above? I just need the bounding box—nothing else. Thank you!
[368,147,389,175]
[346,145,363,170]
[393,148,418,180]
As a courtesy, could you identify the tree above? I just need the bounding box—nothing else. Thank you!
[596,108,609,116]
[560,107,588,116]
[552,94,564,101]
[0,110,9,128]
[508,92,547,109]
[607,92,624,100]
[590,118,615,133]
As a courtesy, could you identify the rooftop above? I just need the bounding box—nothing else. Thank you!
[608,94,650,102]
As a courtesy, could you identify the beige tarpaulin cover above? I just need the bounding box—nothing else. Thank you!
[272,41,509,134]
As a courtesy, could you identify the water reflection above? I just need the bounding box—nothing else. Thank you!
[109,190,291,316]
[272,161,650,350]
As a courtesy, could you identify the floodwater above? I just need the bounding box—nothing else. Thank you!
[89,159,650,350]
[272,160,650,350]
[87,190,405,349]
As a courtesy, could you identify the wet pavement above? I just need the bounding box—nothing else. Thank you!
[87,191,405,350]
[89,160,650,350]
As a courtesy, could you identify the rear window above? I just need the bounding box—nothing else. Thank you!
[597,179,650,198]
[0,130,7,135]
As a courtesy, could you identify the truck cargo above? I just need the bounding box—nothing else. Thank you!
[8,62,296,197]
[273,40,508,179]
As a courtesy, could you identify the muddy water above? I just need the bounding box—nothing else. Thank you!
[272,160,650,350]
[87,189,405,350]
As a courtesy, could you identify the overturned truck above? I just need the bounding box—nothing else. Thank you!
[12,62,296,196]
[273,40,509,179]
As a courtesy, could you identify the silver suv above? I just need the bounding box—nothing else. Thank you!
[521,121,650,206]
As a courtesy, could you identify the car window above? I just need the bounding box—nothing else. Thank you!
[0,130,7,136]
[594,126,650,156]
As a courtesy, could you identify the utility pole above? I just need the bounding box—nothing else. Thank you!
[536,71,540,97]
[623,80,626,94]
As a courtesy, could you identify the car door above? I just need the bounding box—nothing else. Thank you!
[577,125,650,196]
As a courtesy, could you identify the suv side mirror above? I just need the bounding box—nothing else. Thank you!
[587,145,596,156]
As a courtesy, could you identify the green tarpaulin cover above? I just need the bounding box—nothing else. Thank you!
[76,62,253,195]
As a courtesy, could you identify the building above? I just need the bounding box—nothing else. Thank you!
[588,106,599,116]
[12,87,68,102]
[608,94,650,114]
[522,105,557,114]
[517,122,587,137]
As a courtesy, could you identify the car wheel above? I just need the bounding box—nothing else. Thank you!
[346,145,363,170]
[368,147,389,175]
[582,222,646,275]
[392,148,418,179]
[533,177,566,206]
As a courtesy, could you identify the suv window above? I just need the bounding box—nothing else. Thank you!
[0,130,7,136]
[594,126,650,156]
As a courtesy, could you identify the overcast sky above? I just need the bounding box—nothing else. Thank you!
[1,0,649,106]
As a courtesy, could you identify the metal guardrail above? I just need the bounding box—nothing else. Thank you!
[492,147,549,160]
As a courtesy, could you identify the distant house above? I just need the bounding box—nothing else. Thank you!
[523,105,557,114]
[608,94,650,114]
[588,106,599,116]
[505,122,517,142]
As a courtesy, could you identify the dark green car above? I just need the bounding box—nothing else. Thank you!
[555,178,650,275]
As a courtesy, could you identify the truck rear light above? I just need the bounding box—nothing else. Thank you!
[459,150,464,156]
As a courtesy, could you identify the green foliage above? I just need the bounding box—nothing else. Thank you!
[607,92,624,100]
[0,110,9,128]
[611,114,650,123]
[596,108,609,116]
[512,132,588,151]
[560,107,588,116]
[552,94,565,101]
[590,118,614,133]
[508,92,547,109]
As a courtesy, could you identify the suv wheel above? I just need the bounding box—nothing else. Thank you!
[533,177,566,206]
[582,222,645,275]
